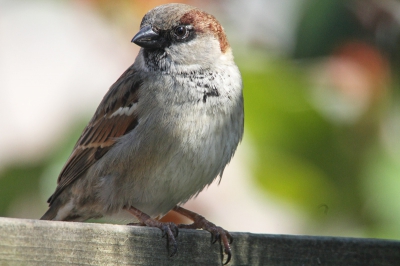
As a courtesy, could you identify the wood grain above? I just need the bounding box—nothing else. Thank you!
[0,217,399,265]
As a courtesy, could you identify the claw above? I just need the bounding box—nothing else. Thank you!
[211,231,220,244]
[168,236,178,257]
[161,230,167,238]
[157,222,179,257]
[125,206,180,258]
[165,224,178,257]
[173,225,179,237]
[209,226,233,264]
[223,250,232,265]
[158,223,179,257]
[228,233,233,244]
[173,206,234,265]
[211,233,217,244]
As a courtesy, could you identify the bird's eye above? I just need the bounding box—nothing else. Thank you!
[172,25,189,40]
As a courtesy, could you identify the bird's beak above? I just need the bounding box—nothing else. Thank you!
[131,25,163,49]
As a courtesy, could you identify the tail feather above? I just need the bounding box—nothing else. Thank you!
[40,198,62,220]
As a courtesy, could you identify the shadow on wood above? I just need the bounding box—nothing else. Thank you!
[0,217,399,265]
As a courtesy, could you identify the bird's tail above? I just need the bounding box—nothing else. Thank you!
[40,198,62,220]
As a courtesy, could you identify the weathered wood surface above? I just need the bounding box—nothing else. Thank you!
[0,217,399,266]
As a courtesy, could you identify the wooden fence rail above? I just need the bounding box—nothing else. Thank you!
[0,217,399,265]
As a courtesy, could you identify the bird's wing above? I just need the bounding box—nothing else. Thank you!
[48,67,141,205]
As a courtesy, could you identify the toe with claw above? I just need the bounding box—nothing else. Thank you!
[125,206,180,257]
[173,206,233,264]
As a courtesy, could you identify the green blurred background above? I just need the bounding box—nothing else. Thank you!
[1,0,400,239]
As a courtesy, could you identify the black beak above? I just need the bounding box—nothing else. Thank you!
[131,25,164,49]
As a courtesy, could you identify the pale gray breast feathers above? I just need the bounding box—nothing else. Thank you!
[93,57,243,217]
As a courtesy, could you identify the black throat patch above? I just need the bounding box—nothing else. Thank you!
[203,87,219,103]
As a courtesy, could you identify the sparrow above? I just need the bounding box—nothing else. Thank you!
[41,3,243,264]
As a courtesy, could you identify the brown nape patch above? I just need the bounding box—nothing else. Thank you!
[180,9,229,53]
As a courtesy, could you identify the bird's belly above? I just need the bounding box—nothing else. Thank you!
[130,115,230,217]
[98,109,234,218]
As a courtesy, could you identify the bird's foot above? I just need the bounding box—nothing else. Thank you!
[173,206,233,264]
[125,206,179,257]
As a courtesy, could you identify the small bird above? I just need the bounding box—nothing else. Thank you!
[41,3,243,264]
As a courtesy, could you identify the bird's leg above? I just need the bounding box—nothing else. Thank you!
[173,206,233,264]
[125,206,179,257]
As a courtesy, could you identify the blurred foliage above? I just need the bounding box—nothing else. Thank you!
[294,0,365,58]
[239,0,400,239]
[0,163,44,216]
[0,121,87,219]
[239,55,380,235]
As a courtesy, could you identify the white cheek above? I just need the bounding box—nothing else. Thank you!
[109,103,138,117]
[167,37,221,67]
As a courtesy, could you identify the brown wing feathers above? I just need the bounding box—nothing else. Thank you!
[48,68,141,204]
